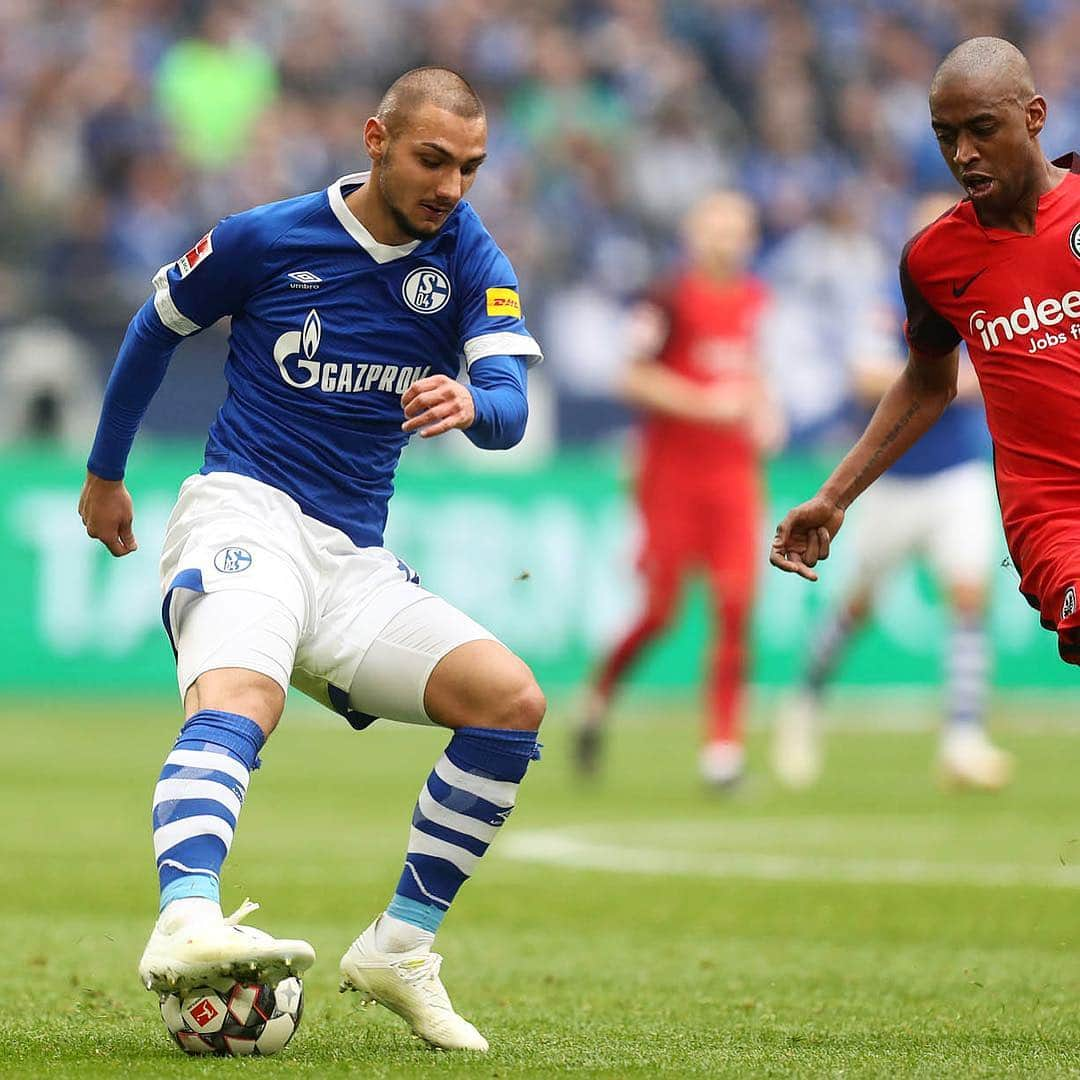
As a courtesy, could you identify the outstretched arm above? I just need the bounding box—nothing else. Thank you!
[770,345,958,580]
[80,297,184,556]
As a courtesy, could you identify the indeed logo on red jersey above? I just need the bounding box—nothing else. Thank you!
[969,291,1080,351]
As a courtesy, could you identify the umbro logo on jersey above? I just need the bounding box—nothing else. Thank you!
[1069,223,1080,260]
[288,270,323,289]
[952,268,988,297]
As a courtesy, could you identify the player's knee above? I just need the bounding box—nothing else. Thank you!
[948,580,987,619]
[847,592,872,623]
[487,675,546,732]
[184,668,285,738]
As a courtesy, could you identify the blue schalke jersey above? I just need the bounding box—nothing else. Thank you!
[151,172,542,546]
[888,387,990,476]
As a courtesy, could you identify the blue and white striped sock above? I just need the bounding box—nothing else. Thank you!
[945,615,989,731]
[152,709,265,911]
[386,727,540,937]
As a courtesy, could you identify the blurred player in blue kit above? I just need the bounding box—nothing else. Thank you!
[773,194,1012,791]
[78,68,545,1052]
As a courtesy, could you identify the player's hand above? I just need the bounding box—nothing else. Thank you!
[78,471,138,557]
[769,495,844,581]
[750,399,787,456]
[401,375,476,438]
[697,385,750,426]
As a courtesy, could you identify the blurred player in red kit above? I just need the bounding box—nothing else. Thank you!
[772,37,1080,680]
[576,191,783,787]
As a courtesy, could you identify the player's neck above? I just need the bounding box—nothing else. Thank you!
[976,158,1068,234]
[695,261,737,285]
[344,181,414,247]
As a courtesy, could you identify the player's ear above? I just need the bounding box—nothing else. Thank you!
[364,117,390,164]
[1025,95,1047,138]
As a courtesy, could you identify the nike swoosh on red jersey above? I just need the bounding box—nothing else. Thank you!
[952,267,989,297]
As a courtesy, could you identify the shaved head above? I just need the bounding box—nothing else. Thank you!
[931,37,1035,106]
[376,67,485,137]
[926,36,1058,231]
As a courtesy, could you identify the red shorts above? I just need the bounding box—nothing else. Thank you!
[1013,528,1080,664]
[637,467,761,587]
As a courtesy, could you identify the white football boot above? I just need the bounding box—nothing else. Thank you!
[138,898,315,993]
[339,916,488,1051]
[700,740,745,788]
[771,691,824,789]
[938,726,1014,791]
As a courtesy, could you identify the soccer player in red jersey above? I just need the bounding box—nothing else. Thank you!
[577,190,782,786]
[771,36,1080,673]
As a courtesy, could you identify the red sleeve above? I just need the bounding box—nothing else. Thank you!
[899,234,961,356]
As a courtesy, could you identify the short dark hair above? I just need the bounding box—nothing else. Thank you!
[376,67,485,135]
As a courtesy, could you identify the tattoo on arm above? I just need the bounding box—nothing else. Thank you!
[839,399,922,508]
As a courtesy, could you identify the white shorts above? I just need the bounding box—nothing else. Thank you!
[848,459,999,589]
[159,472,496,726]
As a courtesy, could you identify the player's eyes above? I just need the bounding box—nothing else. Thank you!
[934,131,955,144]
[420,157,442,169]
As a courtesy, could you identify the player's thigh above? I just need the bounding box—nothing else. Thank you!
[174,590,299,733]
[637,509,695,617]
[425,638,545,731]
[161,472,314,728]
[341,595,542,731]
[702,497,760,610]
[847,477,923,585]
[926,461,998,598]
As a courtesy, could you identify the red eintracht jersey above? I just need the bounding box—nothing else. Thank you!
[639,269,770,487]
[901,153,1080,630]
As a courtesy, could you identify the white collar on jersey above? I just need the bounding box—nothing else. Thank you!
[328,172,422,263]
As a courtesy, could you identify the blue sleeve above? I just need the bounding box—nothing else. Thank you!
[455,208,543,370]
[151,211,264,333]
[86,211,268,480]
[86,297,183,479]
[465,355,529,450]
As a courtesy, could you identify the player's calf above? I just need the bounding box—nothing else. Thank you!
[143,704,314,992]
[343,641,542,1047]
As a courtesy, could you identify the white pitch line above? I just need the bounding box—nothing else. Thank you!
[500,829,1080,890]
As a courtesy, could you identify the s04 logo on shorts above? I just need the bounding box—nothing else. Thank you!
[214,547,252,573]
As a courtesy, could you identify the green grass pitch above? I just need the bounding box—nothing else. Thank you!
[3,694,1080,1078]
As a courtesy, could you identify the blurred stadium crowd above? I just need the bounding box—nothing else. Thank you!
[4,0,1080,450]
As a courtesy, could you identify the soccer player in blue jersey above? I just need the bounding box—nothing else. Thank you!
[772,195,1011,792]
[78,68,544,1052]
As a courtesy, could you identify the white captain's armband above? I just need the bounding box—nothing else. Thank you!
[463,331,543,369]
[151,265,200,336]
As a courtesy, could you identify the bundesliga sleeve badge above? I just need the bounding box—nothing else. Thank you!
[177,230,215,278]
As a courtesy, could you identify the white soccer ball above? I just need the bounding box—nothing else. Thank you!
[159,975,304,1056]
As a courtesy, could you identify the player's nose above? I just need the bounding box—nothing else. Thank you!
[435,170,464,204]
[953,132,979,166]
